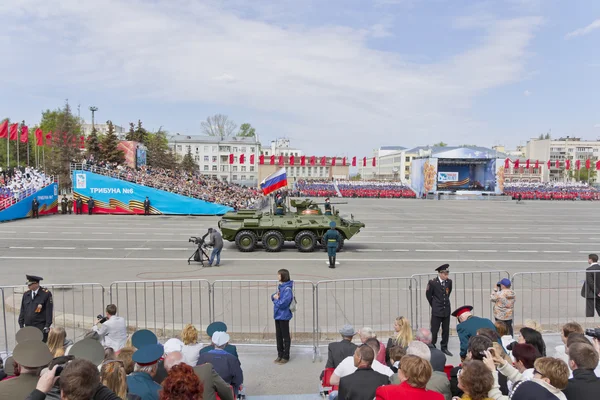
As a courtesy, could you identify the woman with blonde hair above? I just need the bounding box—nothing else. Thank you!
[101,359,141,400]
[181,324,203,366]
[386,316,413,365]
[47,327,72,357]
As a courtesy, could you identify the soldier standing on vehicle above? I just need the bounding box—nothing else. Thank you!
[324,198,332,215]
[324,221,341,269]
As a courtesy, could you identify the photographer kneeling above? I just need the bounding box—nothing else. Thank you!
[205,228,224,267]
[92,304,127,352]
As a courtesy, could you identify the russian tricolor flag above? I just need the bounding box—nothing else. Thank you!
[260,168,288,195]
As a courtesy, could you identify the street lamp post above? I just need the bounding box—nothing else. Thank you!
[89,106,98,130]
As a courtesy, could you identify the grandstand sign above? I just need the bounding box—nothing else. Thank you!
[437,172,459,182]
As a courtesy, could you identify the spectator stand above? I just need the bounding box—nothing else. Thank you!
[504,181,599,200]
[296,179,416,199]
[0,168,56,212]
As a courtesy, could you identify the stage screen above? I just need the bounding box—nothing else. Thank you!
[436,160,497,191]
[136,146,147,168]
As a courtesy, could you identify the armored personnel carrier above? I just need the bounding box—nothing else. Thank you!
[218,199,365,252]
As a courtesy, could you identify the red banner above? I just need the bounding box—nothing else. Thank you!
[300,155,306,166]
[372,157,376,167]
[555,160,560,169]
[278,155,284,166]
[514,159,519,169]
[250,154,255,164]
[525,159,530,169]
[575,159,581,170]
[289,155,295,166]
[547,160,551,169]
[504,159,510,169]
[320,156,326,166]
[9,123,18,140]
[310,156,316,166]
[35,129,43,146]
[597,160,600,171]
[20,125,29,143]
[239,154,245,164]
[534,160,539,169]
[331,157,336,166]
[362,157,366,167]
[270,155,275,165]
[259,154,264,165]
[352,156,356,167]
[0,120,7,138]
[565,159,571,170]
[229,154,234,164]
[80,136,85,149]
[342,157,347,166]
[46,132,52,146]
[586,159,591,169]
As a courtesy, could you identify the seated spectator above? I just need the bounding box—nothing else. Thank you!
[359,327,386,365]
[386,316,413,365]
[496,343,541,392]
[524,319,542,332]
[565,334,600,377]
[0,340,53,398]
[181,324,203,366]
[415,328,446,373]
[376,354,443,400]
[153,338,184,384]
[104,347,117,362]
[92,304,128,352]
[47,327,73,358]
[562,342,600,399]
[455,360,494,400]
[197,332,243,397]
[494,321,514,353]
[554,322,584,366]
[390,341,450,400]
[199,321,239,359]
[101,359,142,400]
[330,338,393,386]
[389,346,407,373]
[2,356,17,380]
[338,344,390,400]
[117,347,136,375]
[518,327,546,357]
[451,336,501,397]
[160,363,203,400]
[477,328,511,364]
[127,342,164,400]
[326,324,358,370]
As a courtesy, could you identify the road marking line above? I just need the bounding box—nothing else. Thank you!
[543,250,571,253]
[10,246,35,249]
[88,247,114,250]
[62,231,82,234]
[0,231,17,234]
[468,250,498,253]
[163,248,188,251]
[507,250,538,253]
[473,236,493,239]
[445,236,465,238]
[356,249,383,252]
[30,231,48,234]
[415,249,458,252]
[393,249,410,252]
[43,247,76,250]
[124,248,152,250]
[125,233,145,235]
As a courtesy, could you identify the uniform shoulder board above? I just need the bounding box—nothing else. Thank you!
[43,288,49,292]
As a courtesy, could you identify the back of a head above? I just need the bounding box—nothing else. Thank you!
[160,363,204,400]
[181,324,199,345]
[164,351,184,371]
[590,253,599,263]
[477,328,499,342]
[415,328,432,344]
[468,335,493,361]
[568,342,599,370]
[494,321,508,337]
[106,304,117,316]
[561,322,583,338]
[390,346,407,363]
[360,327,375,340]
[520,327,546,356]
[364,338,380,356]
[61,358,101,400]
[117,347,135,375]
[357,344,375,366]
[460,360,494,400]
[400,355,432,389]
[406,341,431,362]
[566,333,590,349]
[512,343,540,369]
[533,357,570,390]
[100,360,128,399]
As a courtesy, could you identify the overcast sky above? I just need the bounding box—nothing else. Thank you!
[1,0,599,156]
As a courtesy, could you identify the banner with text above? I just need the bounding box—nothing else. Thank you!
[72,170,233,215]
[0,183,58,222]
[437,172,459,182]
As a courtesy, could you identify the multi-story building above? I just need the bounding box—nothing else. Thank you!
[81,123,126,139]
[357,146,415,182]
[167,135,261,187]
[525,136,600,182]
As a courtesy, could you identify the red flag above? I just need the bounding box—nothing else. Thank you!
[547,160,551,169]
[575,159,581,170]
[352,157,356,167]
[514,159,519,169]
[534,160,539,169]
[46,131,52,146]
[504,158,510,169]
[362,157,366,167]
[565,159,571,170]
[250,154,255,164]
[0,120,7,138]
[79,136,85,149]
[525,159,530,169]
[320,156,326,166]
[372,157,376,167]
[259,154,264,165]
[270,155,275,165]
[229,154,234,164]
[20,125,29,143]
[310,156,316,166]
[289,155,295,166]
[331,157,336,166]
[342,157,347,166]
[239,154,245,164]
[278,155,284,166]
[300,155,306,166]
[9,123,18,140]
[35,129,43,146]
[586,159,591,169]
[596,160,600,171]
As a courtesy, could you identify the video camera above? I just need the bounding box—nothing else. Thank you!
[585,328,600,340]
[189,236,205,246]
[97,314,108,324]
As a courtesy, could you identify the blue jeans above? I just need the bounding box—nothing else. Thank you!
[209,247,222,265]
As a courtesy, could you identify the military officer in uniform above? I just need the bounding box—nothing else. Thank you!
[67,197,73,214]
[426,264,453,356]
[452,305,497,361]
[76,197,83,214]
[274,193,285,215]
[61,196,68,214]
[31,197,40,219]
[18,275,53,342]
[87,196,95,215]
[324,198,332,215]
[324,221,341,269]
[143,196,151,215]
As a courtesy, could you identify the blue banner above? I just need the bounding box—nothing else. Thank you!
[72,170,233,215]
[0,183,58,222]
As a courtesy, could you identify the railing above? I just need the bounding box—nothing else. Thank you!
[0,176,56,211]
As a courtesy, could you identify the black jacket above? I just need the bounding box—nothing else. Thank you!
[26,384,124,400]
[451,365,509,397]
[18,287,53,329]
[326,339,358,369]
[581,264,600,299]
[562,369,600,400]
[426,278,452,317]
[338,367,389,400]
[427,343,446,373]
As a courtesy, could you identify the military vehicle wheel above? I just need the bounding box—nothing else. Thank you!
[235,230,257,252]
[295,230,317,252]
[263,230,285,252]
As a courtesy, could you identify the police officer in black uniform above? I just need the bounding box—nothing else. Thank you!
[18,275,53,343]
[87,196,95,215]
[426,264,453,356]
[143,196,151,215]
[61,196,68,214]
[31,197,40,219]
[76,197,83,214]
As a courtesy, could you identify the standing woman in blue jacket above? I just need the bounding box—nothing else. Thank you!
[272,268,294,364]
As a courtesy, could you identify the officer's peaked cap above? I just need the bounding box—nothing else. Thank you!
[131,329,158,349]
[435,264,450,273]
[26,275,43,284]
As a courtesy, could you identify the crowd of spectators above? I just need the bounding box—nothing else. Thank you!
[81,159,265,210]
[0,167,53,211]
[504,181,600,200]
[297,179,416,198]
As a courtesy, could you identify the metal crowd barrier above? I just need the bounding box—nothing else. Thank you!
[315,277,416,361]
[0,283,105,354]
[411,271,510,331]
[109,280,212,341]
[511,271,600,331]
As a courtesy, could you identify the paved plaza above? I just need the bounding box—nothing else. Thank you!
[1,198,599,396]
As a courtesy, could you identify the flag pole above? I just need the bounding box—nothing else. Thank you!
[17,123,20,167]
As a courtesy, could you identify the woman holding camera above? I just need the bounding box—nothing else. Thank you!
[271,269,294,364]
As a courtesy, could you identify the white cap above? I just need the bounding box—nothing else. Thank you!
[212,331,230,347]
[163,338,184,354]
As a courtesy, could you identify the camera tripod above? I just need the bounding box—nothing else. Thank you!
[188,244,211,265]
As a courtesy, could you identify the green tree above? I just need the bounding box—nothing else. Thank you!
[201,114,237,140]
[237,123,256,137]
[126,122,135,141]
[146,128,177,169]
[538,133,544,139]
[99,121,125,164]
[433,142,447,147]
[125,120,148,144]
[350,173,362,181]
[180,147,198,173]
[86,126,102,160]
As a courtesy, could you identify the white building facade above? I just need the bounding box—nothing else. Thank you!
[81,123,126,139]
[357,146,413,183]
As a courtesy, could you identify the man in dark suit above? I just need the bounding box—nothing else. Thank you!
[325,324,358,369]
[453,305,497,361]
[338,345,389,400]
[582,253,600,317]
[426,264,453,356]
[18,275,53,342]
[31,198,39,219]
[87,197,95,215]
[415,327,446,372]
[76,197,83,214]
[194,362,235,400]
[143,197,151,215]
